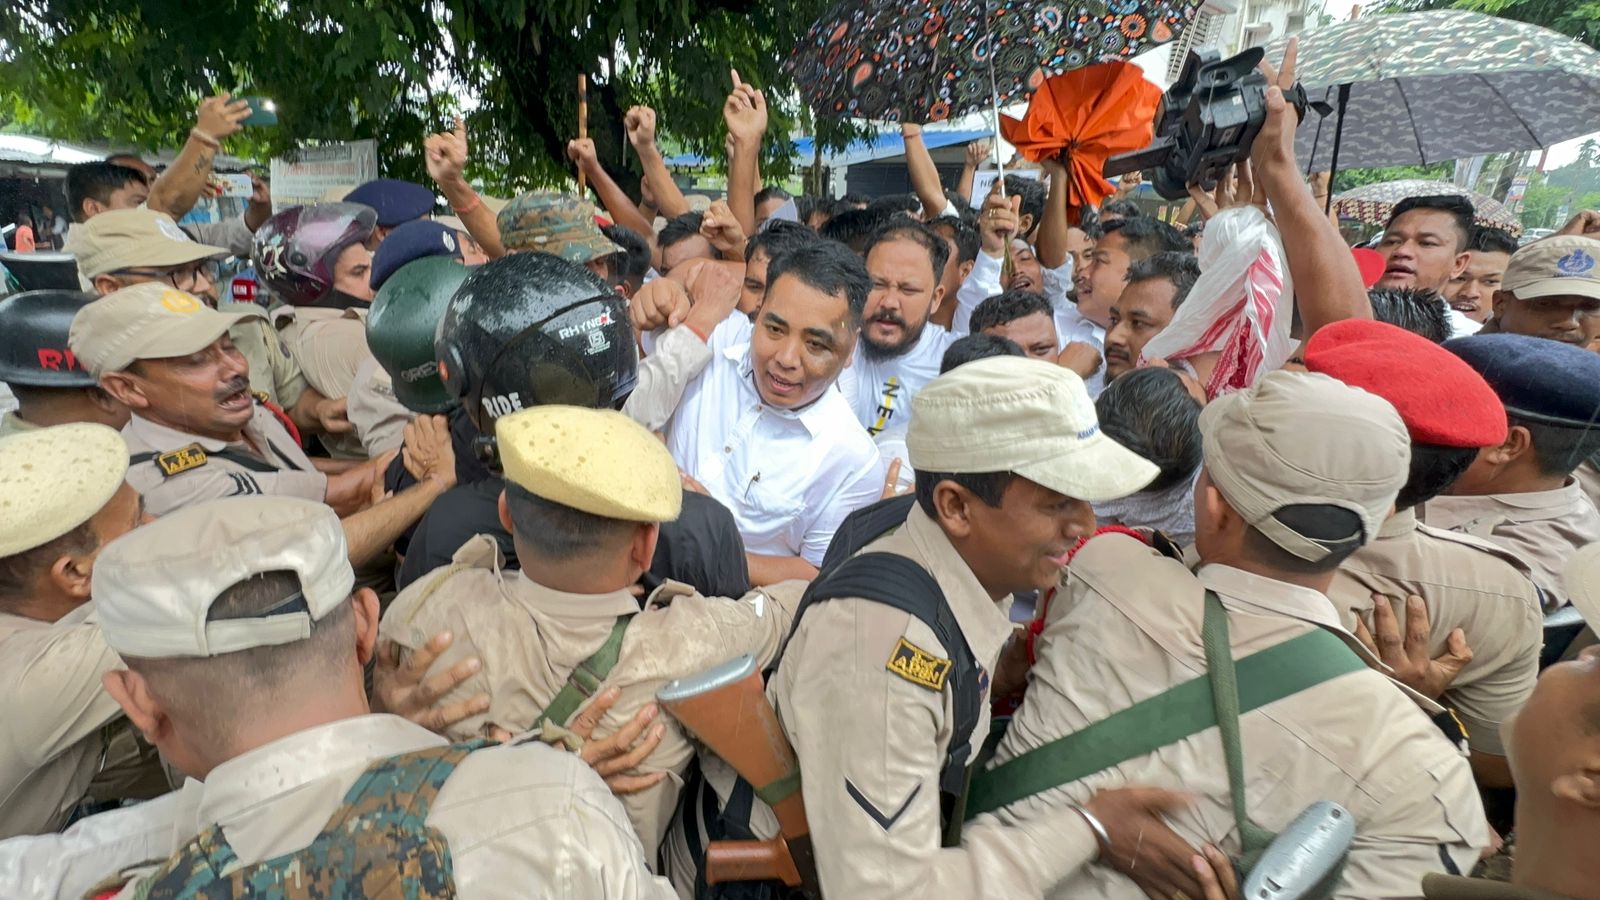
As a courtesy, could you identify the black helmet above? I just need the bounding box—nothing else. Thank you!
[435,252,638,437]
[0,290,98,388]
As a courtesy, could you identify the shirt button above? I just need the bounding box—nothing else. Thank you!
[724,446,731,453]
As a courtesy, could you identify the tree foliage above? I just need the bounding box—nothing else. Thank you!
[0,0,865,194]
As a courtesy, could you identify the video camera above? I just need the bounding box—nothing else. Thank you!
[1104,47,1325,201]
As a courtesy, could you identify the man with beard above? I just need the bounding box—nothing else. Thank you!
[839,219,954,440]
[1373,195,1481,338]
[1068,216,1190,395]
[1445,226,1516,324]
[1479,236,1600,345]
[1102,252,1201,381]
[664,241,882,585]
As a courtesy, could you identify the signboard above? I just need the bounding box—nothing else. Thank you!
[269,140,378,210]
[1505,175,1530,212]
[968,168,1041,209]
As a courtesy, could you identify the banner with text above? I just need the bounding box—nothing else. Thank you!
[269,140,379,210]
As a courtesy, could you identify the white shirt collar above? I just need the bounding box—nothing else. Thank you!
[724,342,844,439]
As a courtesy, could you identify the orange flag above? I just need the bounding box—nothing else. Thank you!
[1000,61,1162,223]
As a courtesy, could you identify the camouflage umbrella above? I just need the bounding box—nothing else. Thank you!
[1333,179,1523,237]
[1262,11,1600,171]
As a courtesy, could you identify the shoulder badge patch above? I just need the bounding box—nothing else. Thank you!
[156,443,209,477]
[886,637,951,692]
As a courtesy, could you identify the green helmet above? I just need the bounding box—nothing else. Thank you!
[366,256,470,414]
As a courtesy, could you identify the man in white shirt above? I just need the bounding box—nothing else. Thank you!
[665,240,883,586]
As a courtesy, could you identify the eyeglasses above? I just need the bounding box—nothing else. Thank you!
[113,261,219,292]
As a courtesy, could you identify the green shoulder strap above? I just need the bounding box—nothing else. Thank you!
[965,595,1364,820]
[532,615,633,730]
[1202,591,1276,869]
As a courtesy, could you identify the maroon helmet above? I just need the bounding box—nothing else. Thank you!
[252,203,376,305]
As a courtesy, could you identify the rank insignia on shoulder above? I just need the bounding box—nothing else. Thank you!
[886,637,951,692]
[156,444,209,477]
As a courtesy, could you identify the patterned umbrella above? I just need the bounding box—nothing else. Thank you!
[1333,179,1523,237]
[1263,11,1600,171]
[785,0,1202,123]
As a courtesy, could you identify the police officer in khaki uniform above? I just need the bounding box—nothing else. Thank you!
[0,424,164,838]
[15,495,677,899]
[0,290,128,439]
[70,206,342,432]
[1306,320,1542,788]
[683,357,1239,899]
[67,283,455,567]
[1422,333,1600,610]
[991,371,1489,899]
[381,405,798,857]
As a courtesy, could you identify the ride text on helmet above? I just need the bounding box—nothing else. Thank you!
[482,392,523,418]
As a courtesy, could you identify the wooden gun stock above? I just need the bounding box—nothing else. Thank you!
[659,655,819,894]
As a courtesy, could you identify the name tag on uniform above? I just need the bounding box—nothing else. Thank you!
[157,444,209,476]
[886,637,951,692]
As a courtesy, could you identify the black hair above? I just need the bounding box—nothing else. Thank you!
[928,215,980,265]
[1243,504,1367,574]
[1468,225,1518,256]
[939,333,1024,373]
[1387,195,1475,251]
[1100,198,1143,221]
[0,519,99,607]
[65,162,149,224]
[746,218,822,264]
[505,482,637,561]
[1397,443,1478,510]
[862,218,950,282]
[657,211,706,250]
[1368,288,1450,344]
[764,239,872,325]
[797,196,835,228]
[838,193,870,209]
[1512,416,1600,479]
[819,207,896,254]
[1096,368,1202,493]
[866,194,922,217]
[599,223,651,292]
[1124,252,1201,308]
[970,289,1052,333]
[1102,216,1190,260]
[754,186,792,208]
[915,470,1014,520]
[1003,175,1046,238]
[943,190,975,223]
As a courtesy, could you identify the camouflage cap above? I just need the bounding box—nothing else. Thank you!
[496,191,619,263]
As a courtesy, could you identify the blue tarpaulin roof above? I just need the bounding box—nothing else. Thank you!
[665,129,991,170]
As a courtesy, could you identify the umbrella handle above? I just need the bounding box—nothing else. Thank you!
[1325,84,1350,217]
[982,0,1006,198]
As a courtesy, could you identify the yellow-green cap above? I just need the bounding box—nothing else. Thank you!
[495,405,682,523]
[0,423,128,557]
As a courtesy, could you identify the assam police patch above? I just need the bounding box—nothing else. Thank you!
[156,444,209,477]
[886,637,951,692]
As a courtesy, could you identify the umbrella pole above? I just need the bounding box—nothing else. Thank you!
[980,0,1013,279]
[1325,84,1350,217]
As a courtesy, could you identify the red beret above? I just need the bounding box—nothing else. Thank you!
[1304,319,1508,448]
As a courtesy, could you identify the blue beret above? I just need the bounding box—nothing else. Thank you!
[1444,332,1600,428]
[369,220,463,290]
[343,179,435,227]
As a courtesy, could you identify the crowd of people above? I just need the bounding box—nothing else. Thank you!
[2,42,1600,900]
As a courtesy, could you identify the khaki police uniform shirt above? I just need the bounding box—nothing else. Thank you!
[766,505,1100,898]
[379,536,801,856]
[0,410,39,439]
[1328,508,1542,756]
[1422,481,1600,611]
[345,355,412,457]
[1576,458,1600,514]
[120,406,327,518]
[222,301,308,410]
[0,606,165,839]
[992,535,1489,900]
[1422,874,1572,899]
[274,305,372,459]
[0,714,677,900]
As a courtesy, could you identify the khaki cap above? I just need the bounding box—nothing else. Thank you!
[496,405,682,522]
[1565,542,1600,628]
[1502,235,1600,302]
[907,356,1158,502]
[0,424,128,557]
[1200,370,1409,562]
[73,208,227,279]
[69,282,244,376]
[94,496,353,659]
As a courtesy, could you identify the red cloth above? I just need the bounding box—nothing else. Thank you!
[999,61,1161,224]
[1351,247,1385,288]
[1303,319,1508,448]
